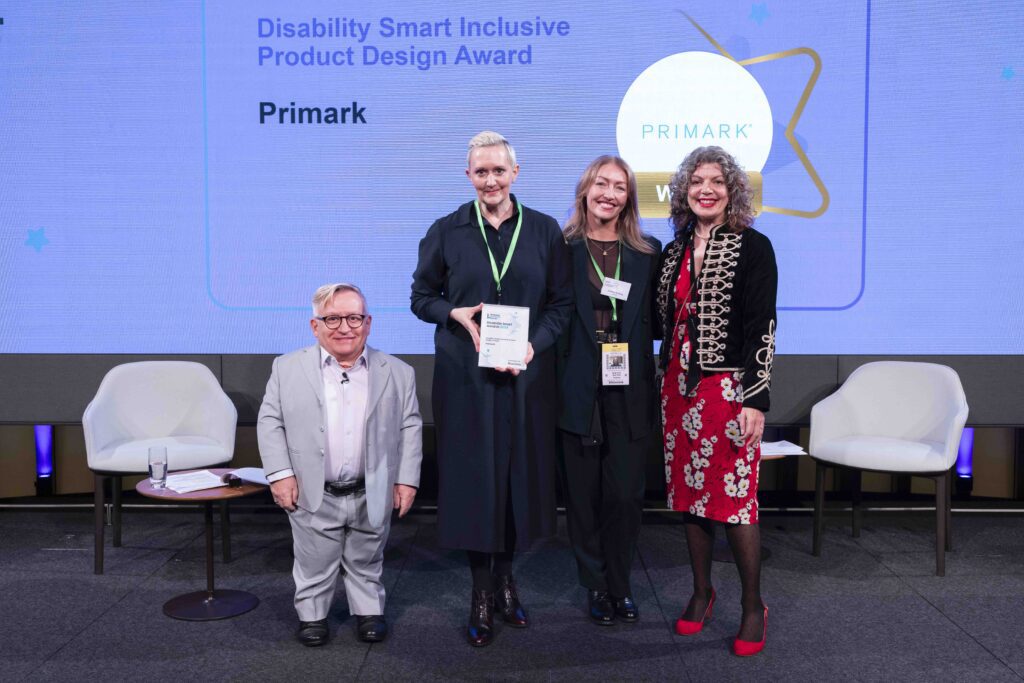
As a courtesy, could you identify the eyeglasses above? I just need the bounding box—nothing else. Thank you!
[316,314,368,330]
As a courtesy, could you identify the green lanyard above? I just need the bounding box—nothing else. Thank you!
[475,200,523,301]
[586,241,622,322]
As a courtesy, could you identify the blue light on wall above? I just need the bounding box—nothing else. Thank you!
[35,424,54,477]
[955,427,975,478]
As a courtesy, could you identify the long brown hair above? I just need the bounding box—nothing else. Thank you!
[563,155,655,254]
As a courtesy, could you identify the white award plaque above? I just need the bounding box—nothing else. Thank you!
[478,304,530,369]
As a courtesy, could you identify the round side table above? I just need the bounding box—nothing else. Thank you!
[137,468,266,621]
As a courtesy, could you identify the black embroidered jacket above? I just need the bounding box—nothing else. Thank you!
[655,224,778,412]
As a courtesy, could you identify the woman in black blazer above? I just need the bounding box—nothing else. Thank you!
[556,155,661,625]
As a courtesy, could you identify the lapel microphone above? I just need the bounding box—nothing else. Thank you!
[340,371,350,384]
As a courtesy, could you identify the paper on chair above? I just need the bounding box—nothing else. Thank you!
[166,470,227,494]
[761,440,807,456]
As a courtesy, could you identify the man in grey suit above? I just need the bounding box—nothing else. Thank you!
[258,282,422,646]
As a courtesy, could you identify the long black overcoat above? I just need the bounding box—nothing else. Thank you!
[411,198,572,552]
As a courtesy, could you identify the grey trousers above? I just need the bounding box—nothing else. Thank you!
[288,489,389,621]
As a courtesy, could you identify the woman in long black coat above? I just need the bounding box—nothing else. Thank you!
[410,131,572,647]
[556,156,660,625]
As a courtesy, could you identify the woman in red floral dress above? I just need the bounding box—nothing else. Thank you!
[656,146,778,656]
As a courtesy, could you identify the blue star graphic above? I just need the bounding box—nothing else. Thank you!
[1002,67,1015,80]
[26,228,50,252]
[750,3,770,25]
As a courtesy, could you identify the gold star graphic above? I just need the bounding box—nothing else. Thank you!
[684,12,830,218]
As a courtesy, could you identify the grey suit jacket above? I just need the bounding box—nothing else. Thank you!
[257,344,423,528]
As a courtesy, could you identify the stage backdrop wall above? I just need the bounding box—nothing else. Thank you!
[2,1,1023,356]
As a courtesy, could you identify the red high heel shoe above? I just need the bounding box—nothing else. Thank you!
[732,604,768,656]
[674,589,715,636]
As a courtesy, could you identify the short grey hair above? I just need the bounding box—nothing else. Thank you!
[311,283,368,317]
[467,130,517,167]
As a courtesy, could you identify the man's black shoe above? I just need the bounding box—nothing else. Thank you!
[356,615,388,643]
[297,618,329,646]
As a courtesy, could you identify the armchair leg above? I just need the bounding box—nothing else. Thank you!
[851,469,863,538]
[111,476,123,548]
[935,471,947,577]
[94,474,105,575]
[220,500,232,564]
[946,469,953,552]
[813,461,826,556]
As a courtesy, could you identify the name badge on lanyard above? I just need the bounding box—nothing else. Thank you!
[602,343,629,386]
[587,241,629,321]
[600,277,631,301]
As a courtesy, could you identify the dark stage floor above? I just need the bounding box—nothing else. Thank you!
[1,505,1022,682]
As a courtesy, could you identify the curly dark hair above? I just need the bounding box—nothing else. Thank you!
[668,146,755,236]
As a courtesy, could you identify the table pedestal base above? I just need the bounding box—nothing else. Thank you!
[163,589,259,621]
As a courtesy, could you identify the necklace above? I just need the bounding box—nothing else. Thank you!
[694,228,713,241]
[586,236,618,256]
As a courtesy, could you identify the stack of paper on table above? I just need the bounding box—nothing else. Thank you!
[761,440,807,456]
[229,467,269,486]
[166,470,227,494]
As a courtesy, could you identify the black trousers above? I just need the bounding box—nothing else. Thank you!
[558,387,648,597]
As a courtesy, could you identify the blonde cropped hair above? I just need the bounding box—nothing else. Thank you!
[467,130,517,167]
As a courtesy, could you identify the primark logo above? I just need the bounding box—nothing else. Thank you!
[618,50,773,217]
[641,123,753,140]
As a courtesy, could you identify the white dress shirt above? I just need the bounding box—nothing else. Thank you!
[266,345,369,484]
[321,346,368,483]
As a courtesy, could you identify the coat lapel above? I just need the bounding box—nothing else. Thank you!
[572,241,598,340]
[618,244,648,341]
[364,346,391,421]
[300,345,325,405]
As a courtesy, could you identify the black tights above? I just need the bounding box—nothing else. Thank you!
[468,549,516,591]
[468,500,518,592]
[681,513,764,641]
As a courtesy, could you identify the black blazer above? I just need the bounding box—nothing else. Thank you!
[556,235,662,440]
[655,225,777,412]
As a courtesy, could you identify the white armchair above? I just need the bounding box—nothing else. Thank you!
[83,361,237,574]
[809,361,968,576]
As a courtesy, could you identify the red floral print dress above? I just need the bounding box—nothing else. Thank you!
[661,247,761,524]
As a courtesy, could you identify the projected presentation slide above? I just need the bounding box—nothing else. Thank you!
[1,1,1021,354]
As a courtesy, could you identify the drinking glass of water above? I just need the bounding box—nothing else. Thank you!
[148,446,168,489]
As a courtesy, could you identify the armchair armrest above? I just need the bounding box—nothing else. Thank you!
[809,391,853,454]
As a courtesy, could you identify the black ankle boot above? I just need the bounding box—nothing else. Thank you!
[494,574,529,627]
[588,590,615,626]
[467,589,495,647]
[613,595,640,622]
